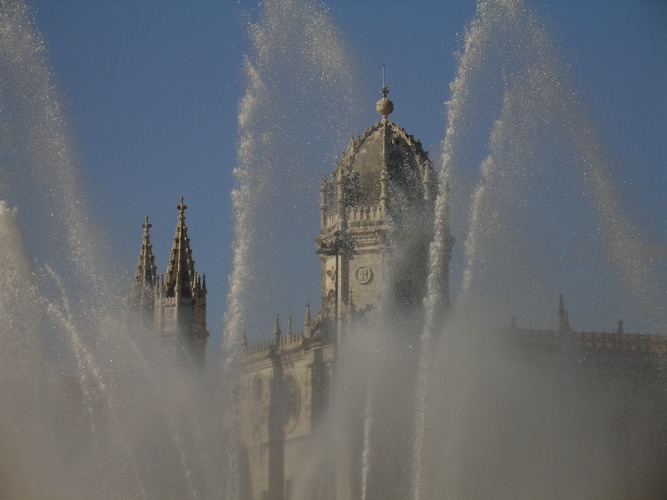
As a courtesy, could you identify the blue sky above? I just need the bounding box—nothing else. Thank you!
[26,0,666,353]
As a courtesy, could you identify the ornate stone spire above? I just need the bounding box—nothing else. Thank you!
[163,196,198,299]
[130,215,158,308]
[154,196,208,366]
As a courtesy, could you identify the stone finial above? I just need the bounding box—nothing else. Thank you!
[304,303,312,339]
[376,64,394,119]
[273,314,282,343]
[142,215,152,234]
[376,97,394,118]
[177,196,187,216]
[379,162,388,212]
[422,164,432,201]
[558,295,571,332]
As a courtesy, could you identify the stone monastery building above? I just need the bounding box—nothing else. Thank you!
[128,88,667,500]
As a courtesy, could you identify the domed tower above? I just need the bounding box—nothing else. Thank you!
[154,197,209,365]
[316,82,454,337]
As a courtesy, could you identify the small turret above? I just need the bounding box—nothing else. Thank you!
[320,175,328,230]
[336,169,345,223]
[273,314,282,345]
[558,295,571,333]
[304,303,313,339]
[422,162,432,202]
[379,162,388,213]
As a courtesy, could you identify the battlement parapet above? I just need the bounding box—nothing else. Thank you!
[515,327,667,354]
[572,331,667,353]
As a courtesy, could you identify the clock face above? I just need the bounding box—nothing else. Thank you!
[284,375,300,432]
[355,265,373,284]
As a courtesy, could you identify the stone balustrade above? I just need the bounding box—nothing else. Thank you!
[322,203,385,231]
[245,330,306,357]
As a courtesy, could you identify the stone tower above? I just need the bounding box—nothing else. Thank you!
[315,83,453,337]
[239,87,456,500]
[153,197,209,365]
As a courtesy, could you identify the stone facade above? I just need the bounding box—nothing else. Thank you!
[239,312,334,500]
[510,299,667,497]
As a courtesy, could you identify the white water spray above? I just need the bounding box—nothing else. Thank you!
[359,378,373,500]
[221,1,362,496]
[410,1,509,495]
[414,1,666,498]
[0,3,231,498]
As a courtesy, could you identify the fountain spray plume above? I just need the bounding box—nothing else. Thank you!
[446,0,560,307]
[1,3,231,497]
[0,1,115,311]
[0,3,123,495]
[224,0,361,355]
[0,202,53,498]
[222,0,362,496]
[454,0,665,331]
[414,0,666,497]
[416,0,529,357]
[411,1,519,496]
[566,106,666,333]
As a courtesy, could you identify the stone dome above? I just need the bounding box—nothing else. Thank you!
[335,117,435,207]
